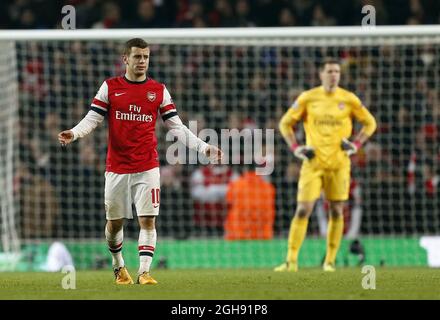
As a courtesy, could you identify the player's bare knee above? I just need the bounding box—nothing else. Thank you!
[106,219,124,233]
[139,216,156,230]
[329,202,344,219]
[329,210,343,220]
[295,205,313,219]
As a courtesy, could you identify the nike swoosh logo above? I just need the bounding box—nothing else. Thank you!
[153,205,159,208]
[115,92,126,96]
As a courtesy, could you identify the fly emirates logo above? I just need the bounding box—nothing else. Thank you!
[115,104,153,122]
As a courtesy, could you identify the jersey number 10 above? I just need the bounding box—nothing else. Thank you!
[151,188,160,206]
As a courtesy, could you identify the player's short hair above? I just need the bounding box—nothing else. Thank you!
[319,58,340,71]
[123,38,149,56]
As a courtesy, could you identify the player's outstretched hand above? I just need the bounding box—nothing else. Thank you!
[341,138,361,156]
[204,145,224,163]
[291,143,315,161]
[58,130,74,146]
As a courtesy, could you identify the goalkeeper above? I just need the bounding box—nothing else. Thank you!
[275,59,376,272]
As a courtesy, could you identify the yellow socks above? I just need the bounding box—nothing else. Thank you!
[285,213,343,267]
[324,214,344,265]
[286,216,309,264]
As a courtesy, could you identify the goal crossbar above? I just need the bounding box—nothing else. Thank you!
[1,25,440,46]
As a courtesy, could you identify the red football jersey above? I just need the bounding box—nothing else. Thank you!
[90,76,177,174]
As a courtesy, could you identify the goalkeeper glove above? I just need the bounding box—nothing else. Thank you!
[291,143,315,161]
[341,138,362,156]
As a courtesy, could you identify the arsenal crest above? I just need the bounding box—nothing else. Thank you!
[338,102,345,110]
[147,91,156,102]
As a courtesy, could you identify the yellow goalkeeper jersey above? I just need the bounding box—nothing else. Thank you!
[279,86,377,169]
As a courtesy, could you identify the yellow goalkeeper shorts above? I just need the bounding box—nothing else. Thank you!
[297,162,350,202]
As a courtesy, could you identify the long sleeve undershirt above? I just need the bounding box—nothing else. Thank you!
[70,110,209,154]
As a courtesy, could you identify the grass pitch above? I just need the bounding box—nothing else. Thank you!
[0,267,439,300]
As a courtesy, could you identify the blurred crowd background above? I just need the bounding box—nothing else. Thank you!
[1,0,440,29]
[3,0,439,240]
[14,41,440,240]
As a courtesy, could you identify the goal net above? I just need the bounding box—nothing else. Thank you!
[1,26,439,270]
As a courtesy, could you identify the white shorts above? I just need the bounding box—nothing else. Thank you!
[104,167,160,220]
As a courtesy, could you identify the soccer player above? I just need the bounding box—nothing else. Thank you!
[274,59,376,272]
[58,38,223,284]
